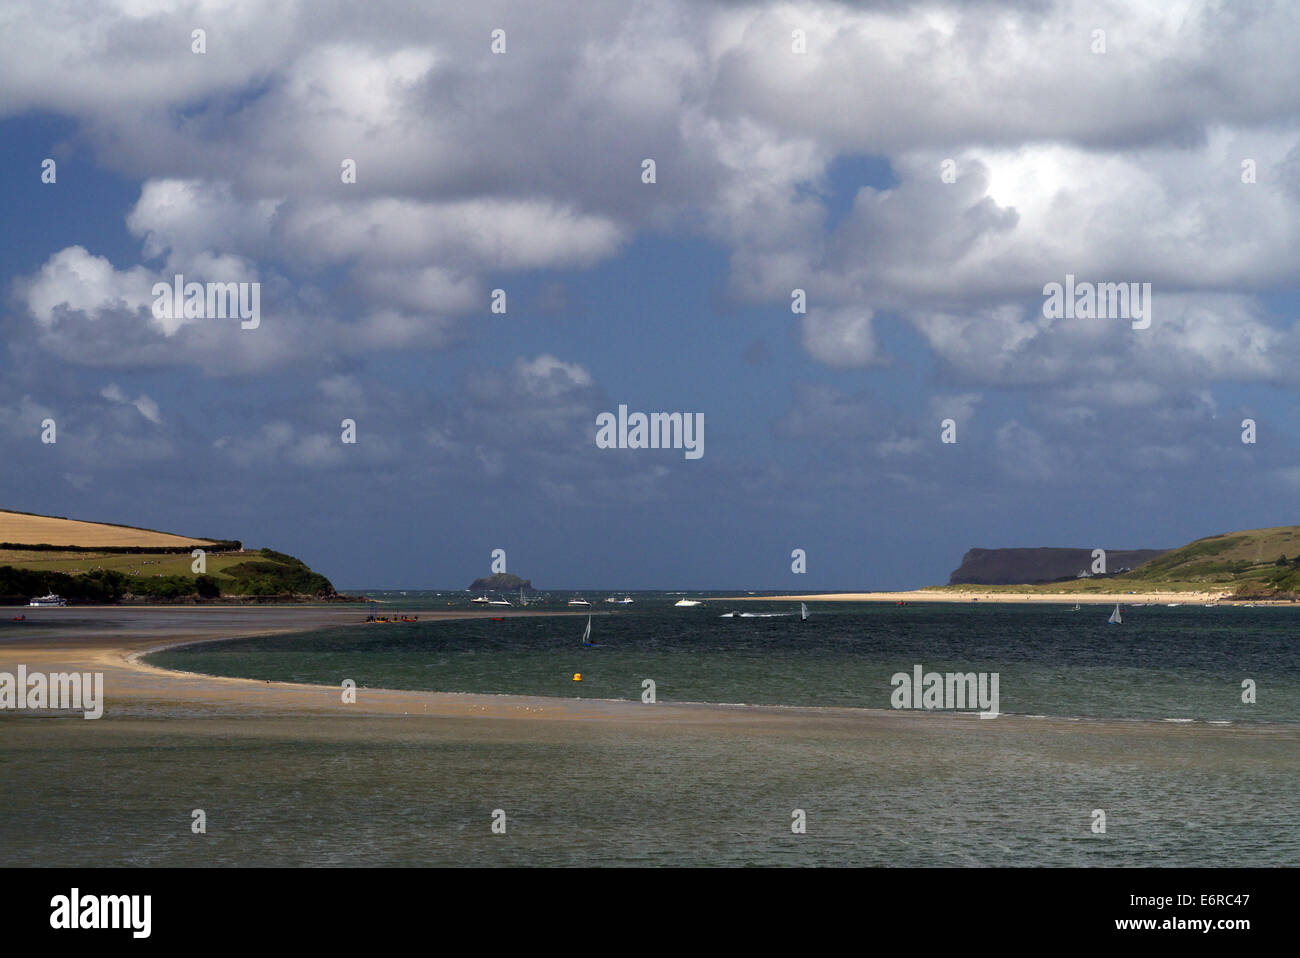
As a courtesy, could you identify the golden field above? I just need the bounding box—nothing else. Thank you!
[0,510,215,549]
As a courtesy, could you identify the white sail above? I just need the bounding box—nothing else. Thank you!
[801,602,808,621]
[582,615,592,644]
[1108,603,1122,624]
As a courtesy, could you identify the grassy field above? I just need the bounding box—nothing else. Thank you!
[0,548,250,579]
[0,509,215,548]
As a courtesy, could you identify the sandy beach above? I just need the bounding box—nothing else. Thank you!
[726,589,1264,605]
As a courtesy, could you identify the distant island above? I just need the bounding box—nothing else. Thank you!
[0,508,350,604]
[468,573,533,592]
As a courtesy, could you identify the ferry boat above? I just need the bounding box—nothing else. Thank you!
[28,594,67,607]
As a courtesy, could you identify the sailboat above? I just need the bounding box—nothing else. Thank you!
[1069,603,1081,612]
[581,614,596,647]
[1108,603,1122,624]
[800,602,808,621]
[519,587,527,607]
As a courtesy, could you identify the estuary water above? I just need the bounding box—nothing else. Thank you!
[150,594,1300,725]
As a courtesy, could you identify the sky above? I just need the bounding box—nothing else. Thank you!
[3,0,1300,591]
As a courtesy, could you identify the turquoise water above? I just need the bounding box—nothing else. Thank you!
[150,595,1300,724]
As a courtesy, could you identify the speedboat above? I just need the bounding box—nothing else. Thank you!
[28,594,67,607]
[470,596,491,605]
[568,598,591,607]
[674,599,702,607]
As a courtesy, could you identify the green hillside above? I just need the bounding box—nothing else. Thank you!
[1119,525,1300,595]
[0,547,340,604]
[0,508,345,603]
[938,525,1300,598]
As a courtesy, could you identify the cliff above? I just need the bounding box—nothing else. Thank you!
[947,547,1168,585]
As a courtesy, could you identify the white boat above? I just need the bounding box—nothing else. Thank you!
[28,594,67,607]
[581,615,594,647]
[488,597,512,607]
[470,595,491,605]
[519,587,527,607]
[801,602,808,621]
[604,596,633,604]
[1069,603,1081,612]
[674,599,702,607]
[1108,603,1122,624]
[568,598,591,607]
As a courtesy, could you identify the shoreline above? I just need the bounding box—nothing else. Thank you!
[714,589,1282,605]
[0,605,1289,730]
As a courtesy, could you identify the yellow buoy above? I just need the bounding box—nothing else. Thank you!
[572,673,582,682]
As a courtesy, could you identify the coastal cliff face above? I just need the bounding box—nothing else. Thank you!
[948,547,1168,585]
